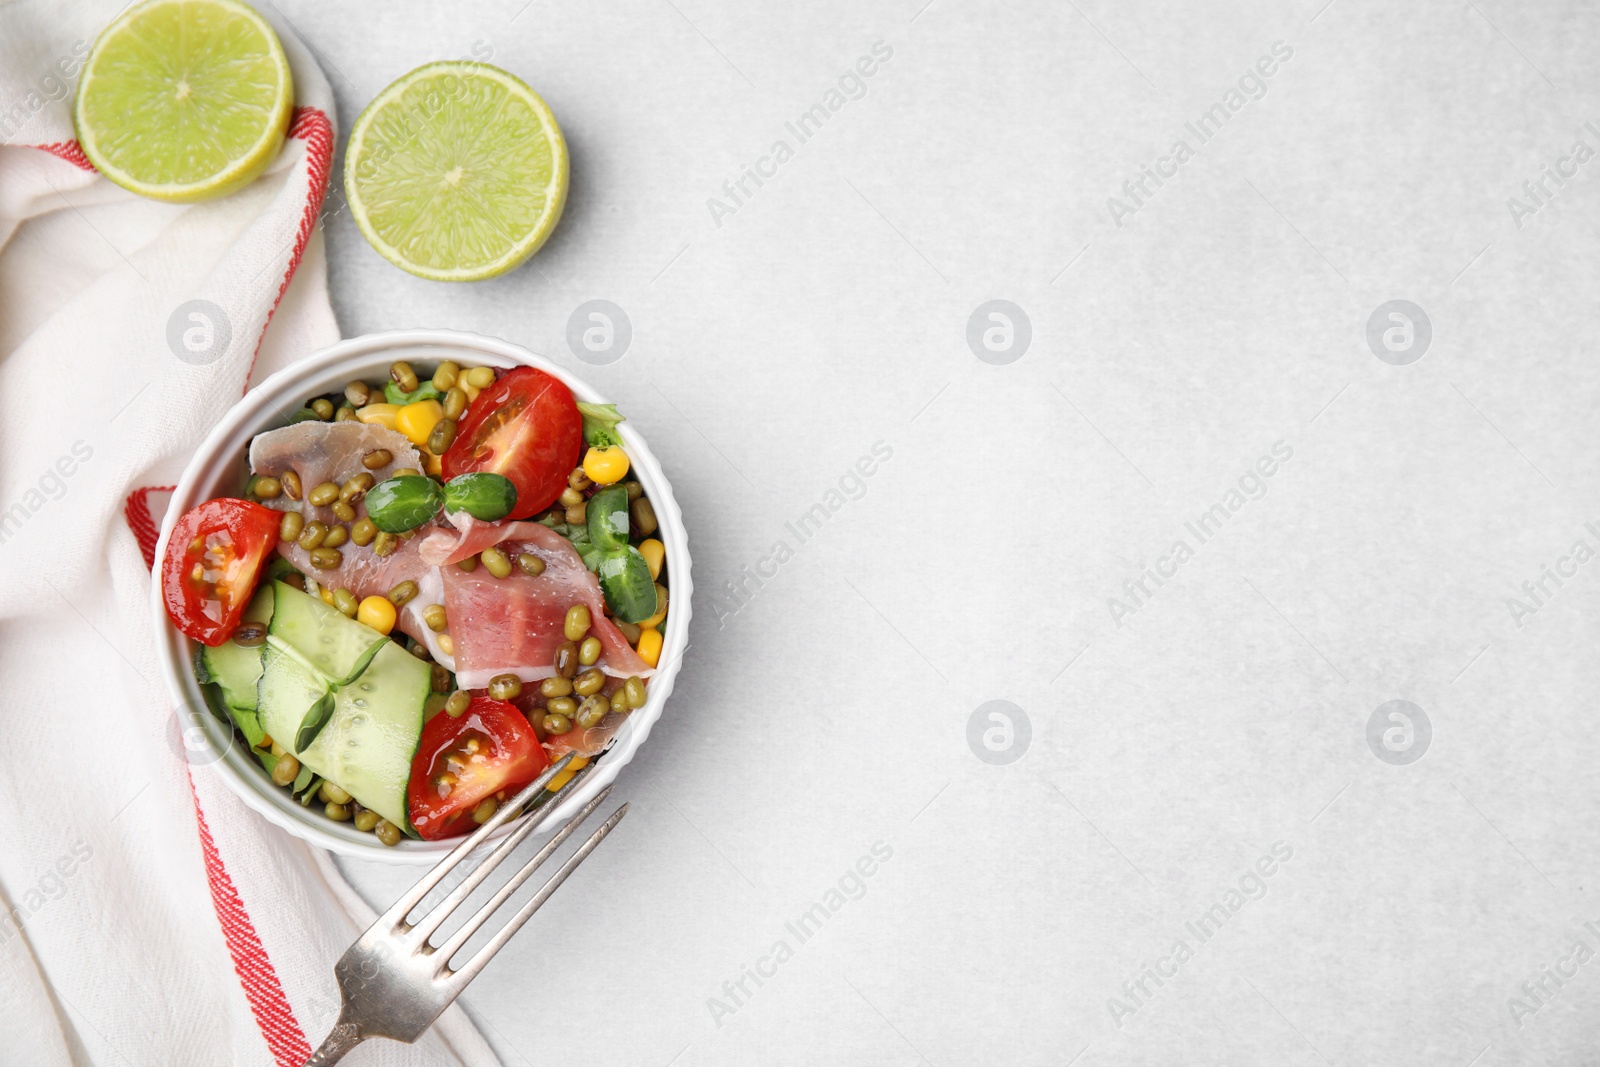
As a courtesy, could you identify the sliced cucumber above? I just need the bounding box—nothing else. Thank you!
[268,580,386,685]
[256,641,333,757]
[248,581,429,830]
[298,640,430,829]
[596,545,656,622]
[586,485,630,551]
[198,585,275,712]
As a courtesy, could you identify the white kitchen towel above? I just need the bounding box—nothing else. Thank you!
[0,2,500,1064]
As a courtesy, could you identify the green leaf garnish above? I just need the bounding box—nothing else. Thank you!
[576,402,626,448]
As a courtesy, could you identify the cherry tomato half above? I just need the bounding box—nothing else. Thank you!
[160,498,281,647]
[407,695,549,840]
[442,367,583,519]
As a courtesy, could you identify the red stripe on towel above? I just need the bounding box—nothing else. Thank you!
[112,104,338,1066]
[123,486,173,569]
[27,106,337,395]
[243,106,334,391]
[129,486,316,1064]
[188,771,315,1067]
[34,141,95,170]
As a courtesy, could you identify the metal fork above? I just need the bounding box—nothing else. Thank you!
[303,753,627,1065]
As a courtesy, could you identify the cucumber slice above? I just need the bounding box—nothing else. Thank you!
[596,545,656,622]
[256,641,333,756]
[268,580,386,685]
[297,640,430,829]
[198,584,275,712]
[251,581,429,828]
[586,485,630,551]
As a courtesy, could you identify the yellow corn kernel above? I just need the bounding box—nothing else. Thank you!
[636,627,662,667]
[582,446,630,485]
[425,450,443,477]
[395,399,444,447]
[637,583,669,630]
[319,584,335,606]
[464,381,482,403]
[437,633,454,656]
[356,595,397,635]
[639,538,664,580]
[546,755,590,791]
[355,403,400,431]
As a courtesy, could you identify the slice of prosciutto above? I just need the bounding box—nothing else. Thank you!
[250,420,453,660]
[442,522,652,690]
[418,513,506,568]
[275,531,424,602]
[249,421,421,525]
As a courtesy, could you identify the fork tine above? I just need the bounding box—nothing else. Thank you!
[410,781,611,945]
[428,783,617,963]
[401,768,605,943]
[379,752,575,929]
[446,803,629,988]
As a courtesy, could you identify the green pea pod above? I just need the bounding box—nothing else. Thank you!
[596,546,656,622]
[384,380,443,405]
[586,485,630,551]
[365,475,444,533]
[443,472,518,522]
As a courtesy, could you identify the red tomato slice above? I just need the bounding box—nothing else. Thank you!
[407,695,549,840]
[160,498,280,647]
[442,367,583,519]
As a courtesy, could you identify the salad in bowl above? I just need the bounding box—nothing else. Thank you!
[153,331,688,859]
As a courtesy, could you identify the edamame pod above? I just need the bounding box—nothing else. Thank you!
[365,475,444,533]
[586,484,630,551]
[443,471,518,522]
[596,545,656,622]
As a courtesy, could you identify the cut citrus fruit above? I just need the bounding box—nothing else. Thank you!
[344,62,569,282]
[74,0,293,203]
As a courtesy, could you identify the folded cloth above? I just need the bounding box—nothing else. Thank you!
[0,2,500,1063]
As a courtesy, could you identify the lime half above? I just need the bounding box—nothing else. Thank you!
[345,62,569,282]
[74,0,293,203]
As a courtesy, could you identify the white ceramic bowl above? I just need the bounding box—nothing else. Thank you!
[151,329,691,862]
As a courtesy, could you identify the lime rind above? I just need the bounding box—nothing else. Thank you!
[74,0,293,203]
[344,61,569,282]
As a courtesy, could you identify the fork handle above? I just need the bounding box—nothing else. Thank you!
[303,1021,364,1066]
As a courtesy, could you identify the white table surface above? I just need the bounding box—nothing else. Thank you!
[276,1,1600,1063]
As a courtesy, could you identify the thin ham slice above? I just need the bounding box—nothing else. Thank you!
[249,421,421,525]
[443,523,652,690]
[418,513,505,568]
[275,532,424,602]
[401,567,454,668]
[250,421,454,661]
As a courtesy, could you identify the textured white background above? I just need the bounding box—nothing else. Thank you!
[273,1,1600,1063]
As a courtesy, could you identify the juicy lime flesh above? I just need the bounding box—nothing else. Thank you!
[80,1,287,187]
[351,73,559,273]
